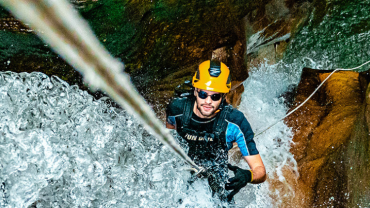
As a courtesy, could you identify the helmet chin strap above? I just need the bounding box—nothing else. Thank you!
[213,96,226,114]
[214,109,221,114]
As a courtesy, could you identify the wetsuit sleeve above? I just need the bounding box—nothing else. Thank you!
[226,110,259,156]
[166,102,176,126]
[167,116,176,126]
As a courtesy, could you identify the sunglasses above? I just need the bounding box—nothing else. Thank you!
[197,90,223,101]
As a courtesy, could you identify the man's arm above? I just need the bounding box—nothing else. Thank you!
[226,154,266,201]
[243,154,266,184]
[166,121,176,129]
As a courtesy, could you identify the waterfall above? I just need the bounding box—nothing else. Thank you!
[2,0,370,207]
[0,63,302,207]
[0,71,220,207]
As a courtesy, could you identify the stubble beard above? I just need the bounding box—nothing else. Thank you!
[196,103,216,117]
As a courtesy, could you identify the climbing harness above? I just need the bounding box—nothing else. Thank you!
[180,96,231,139]
[254,60,370,137]
[178,96,231,163]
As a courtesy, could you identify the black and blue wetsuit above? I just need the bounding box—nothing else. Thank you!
[166,96,259,201]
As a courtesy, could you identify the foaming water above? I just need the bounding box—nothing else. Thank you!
[234,61,301,207]
[0,63,306,208]
[0,63,304,208]
[0,71,233,208]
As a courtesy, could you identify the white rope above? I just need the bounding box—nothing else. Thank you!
[254,60,370,137]
[0,0,202,173]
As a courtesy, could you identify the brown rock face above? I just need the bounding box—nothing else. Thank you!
[344,72,370,207]
[284,68,367,207]
[245,0,312,70]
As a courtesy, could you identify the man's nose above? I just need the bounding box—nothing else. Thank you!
[205,96,212,103]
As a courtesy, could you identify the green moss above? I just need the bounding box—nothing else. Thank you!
[0,31,50,60]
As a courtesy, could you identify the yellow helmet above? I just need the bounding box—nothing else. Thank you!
[192,60,231,93]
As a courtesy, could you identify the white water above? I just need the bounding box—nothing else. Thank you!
[0,0,302,204]
[0,71,227,208]
[232,60,300,207]
[0,61,300,207]
[1,0,369,206]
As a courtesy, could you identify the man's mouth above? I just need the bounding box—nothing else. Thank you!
[202,105,213,111]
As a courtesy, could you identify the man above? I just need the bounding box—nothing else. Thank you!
[166,60,266,202]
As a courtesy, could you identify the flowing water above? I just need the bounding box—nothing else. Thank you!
[0,67,300,208]
[232,61,299,207]
[0,71,222,208]
[2,0,370,207]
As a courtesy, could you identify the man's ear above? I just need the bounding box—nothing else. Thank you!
[194,88,197,96]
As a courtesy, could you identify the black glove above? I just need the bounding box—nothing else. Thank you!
[225,164,252,201]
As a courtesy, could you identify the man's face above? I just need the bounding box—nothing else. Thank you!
[194,88,223,118]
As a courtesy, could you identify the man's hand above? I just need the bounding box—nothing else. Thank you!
[225,164,252,201]
[166,121,176,129]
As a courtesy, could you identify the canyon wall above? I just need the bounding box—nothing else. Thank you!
[285,68,370,207]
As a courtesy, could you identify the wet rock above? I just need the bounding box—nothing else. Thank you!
[245,0,312,70]
[279,84,297,109]
[285,68,365,207]
[344,71,370,207]
[286,68,328,163]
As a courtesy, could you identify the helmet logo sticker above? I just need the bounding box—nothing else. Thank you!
[192,60,231,93]
[209,61,221,77]
[209,67,221,77]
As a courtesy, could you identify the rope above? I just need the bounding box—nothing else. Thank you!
[3,0,370,174]
[0,0,203,173]
[254,60,370,137]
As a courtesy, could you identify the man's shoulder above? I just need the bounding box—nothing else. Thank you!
[166,96,190,116]
[226,107,250,126]
[225,106,255,143]
[226,106,245,120]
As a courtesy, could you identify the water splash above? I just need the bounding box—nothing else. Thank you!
[0,71,230,208]
[0,64,306,208]
[0,0,200,173]
[233,60,300,207]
